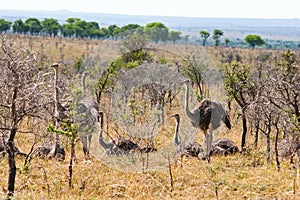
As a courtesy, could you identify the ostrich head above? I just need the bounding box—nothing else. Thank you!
[171,113,180,123]
[183,79,191,85]
[51,63,59,70]
[98,111,104,124]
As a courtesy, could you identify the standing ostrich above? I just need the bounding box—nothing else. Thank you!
[97,111,139,155]
[47,63,66,160]
[77,71,99,160]
[183,79,231,162]
[171,114,203,158]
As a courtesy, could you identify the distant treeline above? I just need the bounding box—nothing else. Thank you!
[1,17,300,49]
[0,17,183,43]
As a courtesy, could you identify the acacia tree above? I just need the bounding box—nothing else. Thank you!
[212,29,224,47]
[200,30,210,46]
[168,31,181,44]
[222,62,257,149]
[183,52,210,101]
[41,18,61,37]
[25,18,42,35]
[12,19,29,34]
[0,19,12,33]
[0,37,47,198]
[144,22,169,43]
[244,34,265,49]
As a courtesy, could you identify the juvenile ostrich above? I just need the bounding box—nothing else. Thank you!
[47,63,66,160]
[183,79,231,162]
[34,63,66,161]
[97,111,139,155]
[172,114,203,158]
[77,71,99,160]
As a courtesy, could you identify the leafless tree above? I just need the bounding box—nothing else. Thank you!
[0,36,48,198]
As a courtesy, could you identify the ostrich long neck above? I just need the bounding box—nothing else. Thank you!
[53,68,59,117]
[98,114,114,150]
[53,67,60,146]
[81,73,87,96]
[184,83,195,120]
[174,116,180,146]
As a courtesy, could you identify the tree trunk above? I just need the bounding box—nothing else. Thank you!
[274,127,280,171]
[7,127,17,198]
[241,110,247,150]
[254,122,259,148]
[266,129,271,163]
[69,138,76,187]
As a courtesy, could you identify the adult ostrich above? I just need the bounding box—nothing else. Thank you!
[183,79,231,162]
[97,111,139,155]
[77,71,99,160]
[211,138,239,156]
[172,114,203,158]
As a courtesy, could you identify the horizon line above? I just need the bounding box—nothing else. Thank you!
[1,8,300,20]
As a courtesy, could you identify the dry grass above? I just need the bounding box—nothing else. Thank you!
[0,35,299,199]
[1,128,299,199]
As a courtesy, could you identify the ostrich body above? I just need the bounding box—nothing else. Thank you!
[211,138,239,156]
[172,114,203,158]
[183,79,231,162]
[78,71,99,160]
[34,142,65,161]
[97,112,139,155]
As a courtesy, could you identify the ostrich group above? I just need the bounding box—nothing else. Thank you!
[33,64,236,163]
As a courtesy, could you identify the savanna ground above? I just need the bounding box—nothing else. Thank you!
[0,34,299,199]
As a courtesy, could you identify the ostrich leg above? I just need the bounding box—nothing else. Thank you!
[206,125,214,162]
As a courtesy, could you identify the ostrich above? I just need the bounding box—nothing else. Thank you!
[183,79,231,162]
[97,111,139,155]
[77,71,99,160]
[211,138,239,156]
[171,114,203,158]
[45,63,66,160]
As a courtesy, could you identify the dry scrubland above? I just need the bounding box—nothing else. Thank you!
[0,35,300,199]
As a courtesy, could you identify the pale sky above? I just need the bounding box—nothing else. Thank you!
[1,0,299,19]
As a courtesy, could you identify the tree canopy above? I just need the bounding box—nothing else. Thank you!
[212,29,224,47]
[244,34,265,49]
[25,18,42,35]
[200,30,210,46]
[144,22,169,43]
[168,30,182,44]
[0,19,12,33]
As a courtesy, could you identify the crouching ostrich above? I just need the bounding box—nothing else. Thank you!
[97,111,139,155]
[97,111,157,155]
[183,79,231,162]
[171,114,203,158]
[211,138,239,156]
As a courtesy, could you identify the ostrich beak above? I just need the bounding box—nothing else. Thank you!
[169,113,179,118]
[182,79,190,84]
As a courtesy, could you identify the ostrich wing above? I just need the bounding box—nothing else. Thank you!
[191,100,213,129]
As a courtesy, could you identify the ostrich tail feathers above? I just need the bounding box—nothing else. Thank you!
[223,114,231,130]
